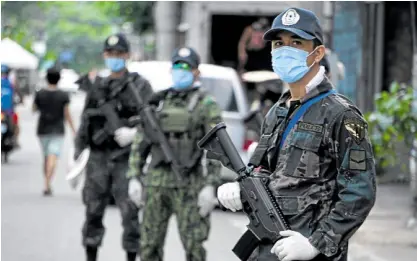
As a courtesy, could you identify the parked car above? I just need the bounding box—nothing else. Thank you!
[128,61,251,181]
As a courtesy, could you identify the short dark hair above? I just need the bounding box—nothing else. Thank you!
[313,39,322,48]
[46,68,61,85]
[320,56,331,74]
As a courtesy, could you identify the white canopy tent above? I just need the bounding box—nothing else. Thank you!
[0,38,39,70]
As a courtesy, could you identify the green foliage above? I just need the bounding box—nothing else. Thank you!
[364,82,417,172]
[119,1,155,33]
[1,1,40,52]
[1,1,155,72]
[40,1,117,40]
[1,1,58,66]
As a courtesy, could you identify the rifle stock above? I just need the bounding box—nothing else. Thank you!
[198,123,291,261]
[197,122,246,174]
[86,80,125,145]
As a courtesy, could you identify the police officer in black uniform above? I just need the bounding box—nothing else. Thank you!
[74,33,154,261]
[218,8,376,261]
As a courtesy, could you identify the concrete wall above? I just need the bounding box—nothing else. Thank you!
[183,1,325,63]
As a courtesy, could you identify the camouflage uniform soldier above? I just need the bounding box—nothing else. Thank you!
[217,8,377,261]
[127,47,223,261]
[74,33,154,261]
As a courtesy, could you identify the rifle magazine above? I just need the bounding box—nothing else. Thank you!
[232,229,260,261]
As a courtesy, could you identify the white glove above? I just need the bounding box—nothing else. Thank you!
[197,185,217,217]
[114,127,137,147]
[128,178,143,208]
[271,230,320,261]
[217,182,242,212]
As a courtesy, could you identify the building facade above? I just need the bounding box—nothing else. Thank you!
[153,1,417,112]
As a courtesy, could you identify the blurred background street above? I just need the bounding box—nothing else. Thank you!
[1,93,415,261]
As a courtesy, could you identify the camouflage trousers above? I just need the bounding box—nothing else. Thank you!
[140,186,210,261]
[82,151,140,252]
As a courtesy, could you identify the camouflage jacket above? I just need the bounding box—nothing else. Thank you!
[249,79,377,260]
[127,87,223,188]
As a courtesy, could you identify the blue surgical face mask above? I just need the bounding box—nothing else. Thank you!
[172,69,194,89]
[271,46,316,83]
[105,57,126,72]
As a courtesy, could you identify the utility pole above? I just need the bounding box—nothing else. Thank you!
[154,1,180,61]
[322,1,334,49]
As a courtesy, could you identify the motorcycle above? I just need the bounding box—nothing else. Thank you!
[1,111,16,162]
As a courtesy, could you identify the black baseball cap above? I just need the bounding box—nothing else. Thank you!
[103,33,130,52]
[171,47,200,69]
[263,7,324,44]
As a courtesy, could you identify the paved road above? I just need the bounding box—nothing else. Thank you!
[1,93,246,261]
[2,92,414,261]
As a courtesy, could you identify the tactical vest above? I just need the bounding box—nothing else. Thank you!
[150,89,206,169]
[87,72,141,148]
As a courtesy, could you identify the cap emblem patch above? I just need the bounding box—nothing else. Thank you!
[178,48,191,57]
[282,9,300,26]
[108,36,119,46]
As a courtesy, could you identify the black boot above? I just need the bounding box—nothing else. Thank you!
[127,252,137,261]
[86,246,98,261]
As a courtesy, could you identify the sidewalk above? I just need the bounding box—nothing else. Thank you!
[349,184,417,261]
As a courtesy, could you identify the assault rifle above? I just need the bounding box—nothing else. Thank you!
[84,77,128,145]
[197,122,290,261]
[125,77,183,180]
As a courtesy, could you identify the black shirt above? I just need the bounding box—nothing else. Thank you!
[34,88,70,135]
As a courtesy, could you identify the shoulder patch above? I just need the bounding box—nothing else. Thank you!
[349,149,367,170]
[344,117,366,144]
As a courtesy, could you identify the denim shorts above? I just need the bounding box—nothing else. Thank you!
[39,135,64,157]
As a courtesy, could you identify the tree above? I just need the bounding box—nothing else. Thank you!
[1,1,44,52]
[1,1,155,72]
[118,1,155,33]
